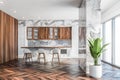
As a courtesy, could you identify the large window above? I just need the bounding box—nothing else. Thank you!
[115,17,120,66]
[103,20,112,63]
[103,16,120,67]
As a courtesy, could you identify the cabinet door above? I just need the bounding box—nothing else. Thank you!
[38,27,49,39]
[45,27,49,39]
[59,27,71,40]
[66,27,71,39]
[27,27,33,40]
[39,27,45,39]
[48,27,59,40]
[59,27,63,39]
[33,28,38,39]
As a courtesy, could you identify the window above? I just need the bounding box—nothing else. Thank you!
[103,20,112,63]
[115,16,120,66]
[103,16,120,67]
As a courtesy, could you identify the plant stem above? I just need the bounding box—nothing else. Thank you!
[94,58,98,65]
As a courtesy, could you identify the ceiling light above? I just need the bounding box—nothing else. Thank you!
[38,17,41,19]
[0,1,4,4]
[13,10,16,13]
[22,17,25,19]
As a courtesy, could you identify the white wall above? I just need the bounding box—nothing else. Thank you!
[102,0,120,23]
[18,25,26,58]
[71,25,79,58]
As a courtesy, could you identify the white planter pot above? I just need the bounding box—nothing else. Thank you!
[89,65,102,78]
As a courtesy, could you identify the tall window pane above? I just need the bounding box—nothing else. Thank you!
[103,20,112,63]
[115,17,120,66]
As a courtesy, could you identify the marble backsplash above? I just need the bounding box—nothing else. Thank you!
[28,40,71,47]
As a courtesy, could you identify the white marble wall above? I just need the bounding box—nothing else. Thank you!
[79,0,87,71]
[18,20,80,59]
[86,0,101,73]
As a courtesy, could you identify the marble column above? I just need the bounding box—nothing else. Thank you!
[86,0,101,73]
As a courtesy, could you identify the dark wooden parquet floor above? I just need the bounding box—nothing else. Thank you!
[1,59,120,80]
[0,59,96,80]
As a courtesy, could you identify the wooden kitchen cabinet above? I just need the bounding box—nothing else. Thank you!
[49,27,71,40]
[38,27,49,39]
[58,27,71,40]
[27,27,39,40]
[27,27,71,40]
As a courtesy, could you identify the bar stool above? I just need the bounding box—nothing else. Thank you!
[52,48,60,64]
[23,49,33,63]
[37,49,46,64]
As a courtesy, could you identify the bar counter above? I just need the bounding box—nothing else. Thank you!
[21,46,72,48]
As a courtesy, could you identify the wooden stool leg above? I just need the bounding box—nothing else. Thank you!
[43,53,46,64]
[37,54,39,62]
[57,54,60,64]
[37,53,41,63]
[31,54,33,63]
[52,53,54,64]
[29,58,30,62]
[25,54,27,62]
[38,54,41,63]
[23,54,25,62]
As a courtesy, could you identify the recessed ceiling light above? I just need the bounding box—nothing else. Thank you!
[13,10,16,13]
[0,1,4,4]
[22,17,25,19]
[38,17,41,19]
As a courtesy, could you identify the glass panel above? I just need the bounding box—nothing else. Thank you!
[27,28,32,39]
[54,27,58,39]
[49,28,53,39]
[115,16,120,66]
[33,28,38,39]
[103,20,112,63]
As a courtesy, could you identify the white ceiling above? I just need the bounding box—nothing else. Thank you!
[0,0,119,20]
[0,0,82,20]
[101,0,120,13]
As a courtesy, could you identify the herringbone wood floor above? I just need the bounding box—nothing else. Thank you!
[0,59,96,80]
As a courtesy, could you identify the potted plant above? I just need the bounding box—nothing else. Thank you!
[88,38,108,78]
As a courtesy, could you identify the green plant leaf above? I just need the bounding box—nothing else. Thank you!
[94,38,101,54]
[88,40,93,47]
[100,43,109,53]
[88,38,109,65]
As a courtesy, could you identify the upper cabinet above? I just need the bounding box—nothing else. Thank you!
[27,27,71,40]
[59,27,71,40]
